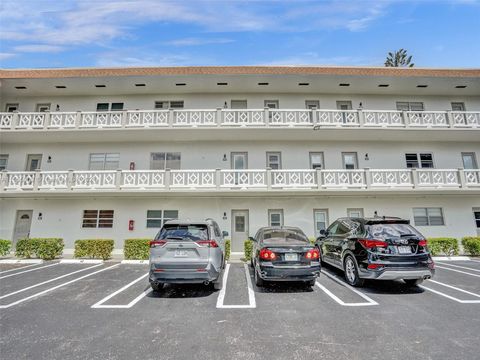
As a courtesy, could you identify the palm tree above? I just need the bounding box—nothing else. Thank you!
[385,49,414,67]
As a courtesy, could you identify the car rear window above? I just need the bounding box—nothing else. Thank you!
[367,223,423,239]
[263,229,309,243]
[157,224,209,241]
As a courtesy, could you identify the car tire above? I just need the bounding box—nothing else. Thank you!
[150,282,163,292]
[254,269,264,287]
[307,279,316,287]
[404,278,423,287]
[213,277,223,290]
[343,255,365,287]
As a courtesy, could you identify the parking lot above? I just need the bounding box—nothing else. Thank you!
[1,259,480,360]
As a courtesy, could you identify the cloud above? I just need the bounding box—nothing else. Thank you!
[0,52,16,60]
[165,38,234,47]
[14,44,65,53]
[260,52,381,66]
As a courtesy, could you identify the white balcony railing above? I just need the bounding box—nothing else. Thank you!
[2,168,479,193]
[1,109,479,131]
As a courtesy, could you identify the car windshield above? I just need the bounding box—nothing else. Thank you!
[367,223,423,239]
[157,224,209,241]
[262,229,308,243]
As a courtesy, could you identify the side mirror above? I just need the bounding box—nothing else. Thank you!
[222,231,229,237]
[319,229,328,236]
[248,236,256,242]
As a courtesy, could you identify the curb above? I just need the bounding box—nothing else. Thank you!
[432,256,471,261]
[0,259,44,264]
[60,259,104,264]
[121,260,149,264]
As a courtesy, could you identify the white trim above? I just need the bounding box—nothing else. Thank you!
[435,265,480,278]
[0,259,43,264]
[60,259,104,264]
[216,263,256,309]
[121,260,149,264]
[420,280,480,304]
[435,262,480,272]
[0,263,43,274]
[432,256,470,261]
[0,263,59,280]
[91,273,149,309]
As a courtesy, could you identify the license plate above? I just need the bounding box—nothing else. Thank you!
[284,253,298,261]
[397,246,412,254]
[174,249,188,257]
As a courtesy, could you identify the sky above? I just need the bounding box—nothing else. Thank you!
[0,0,479,69]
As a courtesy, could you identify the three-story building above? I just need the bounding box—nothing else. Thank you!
[0,66,479,254]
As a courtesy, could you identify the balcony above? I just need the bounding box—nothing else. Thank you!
[1,109,479,131]
[1,168,479,196]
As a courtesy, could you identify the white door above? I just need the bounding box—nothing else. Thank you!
[232,210,249,252]
[13,210,33,243]
[26,154,42,171]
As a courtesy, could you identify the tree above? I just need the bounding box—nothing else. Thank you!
[385,49,414,67]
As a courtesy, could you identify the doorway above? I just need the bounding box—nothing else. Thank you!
[13,210,33,243]
[231,210,249,252]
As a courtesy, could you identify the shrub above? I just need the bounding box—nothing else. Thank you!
[462,237,480,256]
[124,238,151,260]
[0,239,12,256]
[308,237,316,245]
[74,239,114,260]
[15,238,64,260]
[225,239,231,261]
[427,238,459,256]
[244,239,253,261]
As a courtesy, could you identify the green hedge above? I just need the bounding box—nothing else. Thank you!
[427,238,459,256]
[74,239,114,260]
[462,237,480,256]
[244,239,253,261]
[124,238,151,260]
[15,238,64,260]
[225,240,231,261]
[0,239,12,256]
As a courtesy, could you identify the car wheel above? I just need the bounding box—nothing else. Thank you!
[150,282,163,292]
[254,269,264,287]
[307,279,316,287]
[404,278,423,287]
[344,256,365,287]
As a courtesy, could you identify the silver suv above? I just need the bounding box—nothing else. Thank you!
[149,218,226,292]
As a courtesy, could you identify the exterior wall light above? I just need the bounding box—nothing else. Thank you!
[365,153,369,161]
[47,156,52,163]
[223,154,227,161]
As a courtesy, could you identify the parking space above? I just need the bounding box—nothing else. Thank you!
[1,259,480,359]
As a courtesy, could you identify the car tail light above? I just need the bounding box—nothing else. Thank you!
[196,240,219,248]
[150,240,167,248]
[418,239,427,247]
[358,239,388,249]
[259,248,277,261]
[305,248,320,260]
[367,263,384,270]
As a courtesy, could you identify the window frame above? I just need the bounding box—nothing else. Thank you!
[347,208,364,218]
[266,152,282,170]
[313,209,329,237]
[462,152,478,169]
[150,152,181,170]
[264,100,279,109]
[88,153,120,170]
[451,102,466,111]
[396,101,425,111]
[342,152,358,170]
[154,100,184,109]
[0,154,8,170]
[35,103,51,112]
[146,210,179,228]
[473,208,480,229]
[82,210,114,228]
[336,100,353,110]
[413,207,445,226]
[405,153,435,169]
[5,103,19,112]
[309,152,324,169]
[268,209,284,227]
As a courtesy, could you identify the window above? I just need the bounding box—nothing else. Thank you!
[96,103,124,111]
[89,153,120,170]
[462,153,478,169]
[230,100,247,109]
[146,210,179,228]
[336,101,352,110]
[264,100,279,109]
[36,103,50,112]
[473,209,480,229]
[451,102,465,111]
[5,103,18,112]
[347,208,364,218]
[310,152,324,169]
[342,152,358,169]
[0,154,8,170]
[413,208,445,226]
[150,152,181,170]
[305,100,319,109]
[314,210,328,237]
[396,102,424,111]
[155,101,184,109]
[268,209,284,227]
[405,153,434,168]
[266,152,281,170]
[82,210,114,228]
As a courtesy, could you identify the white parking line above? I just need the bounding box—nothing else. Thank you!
[91,273,150,309]
[0,263,44,274]
[216,263,256,309]
[0,264,120,309]
[0,263,59,279]
[316,269,378,307]
[420,280,480,304]
[435,265,480,278]
[435,262,480,273]
[0,264,103,300]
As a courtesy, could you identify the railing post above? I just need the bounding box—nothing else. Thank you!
[44,111,51,129]
[446,110,453,128]
[0,170,7,191]
[12,112,19,129]
[121,110,128,128]
[168,109,174,127]
[264,107,270,126]
[458,168,466,188]
[411,168,418,188]
[67,169,74,190]
[115,169,122,190]
[316,168,323,190]
[402,111,409,127]
[165,168,171,190]
[357,109,364,127]
[215,168,221,190]
[266,167,272,190]
[216,108,222,127]
[364,167,371,189]
[75,111,82,129]
[33,169,41,191]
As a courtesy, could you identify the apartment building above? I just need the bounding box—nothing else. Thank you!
[0,66,479,253]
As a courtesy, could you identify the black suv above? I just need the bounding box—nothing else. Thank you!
[315,217,435,287]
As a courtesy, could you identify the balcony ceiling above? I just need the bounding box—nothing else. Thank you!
[1,71,480,97]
